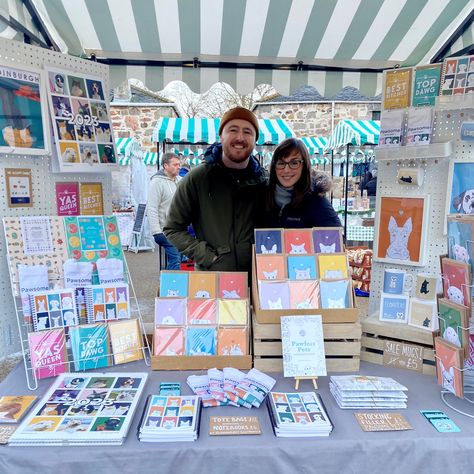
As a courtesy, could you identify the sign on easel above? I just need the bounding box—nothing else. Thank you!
[128,203,154,253]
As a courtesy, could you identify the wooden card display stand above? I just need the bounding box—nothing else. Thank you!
[294,377,318,390]
[360,313,436,375]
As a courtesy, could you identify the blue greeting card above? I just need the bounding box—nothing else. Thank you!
[255,229,283,254]
[379,292,409,323]
[185,327,216,356]
[320,279,350,309]
[287,255,317,280]
[159,271,189,297]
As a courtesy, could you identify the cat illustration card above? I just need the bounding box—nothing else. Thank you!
[188,271,217,298]
[254,229,283,254]
[187,298,217,325]
[438,298,469,353]
[312,227,343,254]
[258,281,290,310]
[317,253,348,279]
[408,298,437,330]
[218,327,248,356]
[218,272,248,299]
[320,279,351,309]
[434,337,464,398]
[159,271,189,298]
[379,293,409,324]
[154,298,186,325]
[185,327,217,356]
[154,327,185,356]
[374,196,430,266]
[284,229,313,254]
[217,299,248,325]
[287,255,317,280]
[289,280,319,309]
[256,255,287,281]
[440,257,471,309]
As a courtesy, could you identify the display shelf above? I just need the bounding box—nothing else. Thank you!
[376,140,453,161]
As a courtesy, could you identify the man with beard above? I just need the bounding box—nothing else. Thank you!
[164,107,266,273]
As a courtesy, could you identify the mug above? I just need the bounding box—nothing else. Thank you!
[415,274,440,300]
[383,268,413,294]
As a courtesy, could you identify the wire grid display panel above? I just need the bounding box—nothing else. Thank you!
[0,38,112,359]
[368,106,474,317]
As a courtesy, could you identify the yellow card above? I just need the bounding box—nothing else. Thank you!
[79,182,104,215]
[109,319,143,364]
[218,299,248,325]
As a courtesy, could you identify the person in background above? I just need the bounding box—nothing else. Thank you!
[164,106,267,273]
[358,171,372,196]
[363,168,377,196]
[179,157,191,177]
[147,152,182,270]
[259,138,341,228]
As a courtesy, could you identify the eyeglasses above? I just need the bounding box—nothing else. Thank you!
[275,159,303,170]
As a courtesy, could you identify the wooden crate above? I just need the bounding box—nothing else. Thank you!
[252,312,361,373]
[361,314,436,376]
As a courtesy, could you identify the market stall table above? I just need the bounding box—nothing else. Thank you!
[0,361,473,473]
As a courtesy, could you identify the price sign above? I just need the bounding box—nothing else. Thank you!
[383,340,424,373]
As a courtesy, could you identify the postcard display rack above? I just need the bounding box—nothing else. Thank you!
[0,38,151,388]
[365,73,474,398]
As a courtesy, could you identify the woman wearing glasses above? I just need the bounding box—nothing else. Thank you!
[259,138,341,229]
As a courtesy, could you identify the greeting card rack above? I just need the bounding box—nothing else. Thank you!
[5,249,151,390]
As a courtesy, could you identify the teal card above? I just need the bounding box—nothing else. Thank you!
[420,410,461,433]
[412,65,441,107]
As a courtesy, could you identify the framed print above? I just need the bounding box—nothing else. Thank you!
[434,337,464,398]
[0,62,50,154]
[440,257,471,309]
[374,196,430,266]
[46,67,117,173]
[438,298,469,354]
[379,292,409,324]
[383,68,413,109]
[408,298,437,330]
[283,229,313,254]
[5,168,32,207]
[312,227,343,253]
[254,229,283,254]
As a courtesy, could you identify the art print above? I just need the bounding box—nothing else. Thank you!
[185,327,216,356]
[312,227,343,253]
[154,297,186,325]
[217,328,247,356]
[5,168,33,207]
[288,280,319,309]
[159,271,189,298]
[217,299,248,325]
[320,279,350,309]
[254,229,283,254]
[440,257,471,309]
[383,68,412,109]
[434,337,464,398]
[154,327,185,356]
[447,217,474,287]
[446,161,474,230]
[283,229,313,254]
[258,281,290,310]
[187,298,217,325]
[20,216,54,255]
[374,196,430,266]
[0,63,50,154]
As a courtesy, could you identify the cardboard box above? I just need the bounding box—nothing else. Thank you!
[151,354,253,371]
[252,249,359,324]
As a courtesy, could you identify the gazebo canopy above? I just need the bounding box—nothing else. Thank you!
[115,137,142,165]
[301,136,329,155]
[325,120,380,151]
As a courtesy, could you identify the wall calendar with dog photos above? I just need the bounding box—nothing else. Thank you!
[45,67,117,173]
[9,372,148,446]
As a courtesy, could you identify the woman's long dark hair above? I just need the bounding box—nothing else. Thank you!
[266,138,312,210]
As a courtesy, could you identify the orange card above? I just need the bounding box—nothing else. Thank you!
[283,229,313,254]
[256,255,286,280]
[188,271,217,298]
[217,327,248,355]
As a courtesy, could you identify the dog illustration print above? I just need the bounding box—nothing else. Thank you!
[452,189,474,214]
[386,216,412,261]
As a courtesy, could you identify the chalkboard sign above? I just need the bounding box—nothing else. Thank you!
[383,340,423,373]
[133,203,147,233]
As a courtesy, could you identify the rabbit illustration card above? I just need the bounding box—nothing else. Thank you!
[154,298,186,326]
[217,327,248,356]
[159,271,188,298]
[256,255,287,281]
[408,298,437,331]
[258,281,290,310]
[154,327,185,356]
[188,272,217,298]
[319,279,351,309]
[288,280,319,309]
[438,298,469,354]
[218,272,248,299]
[374,196,430,266]
[218,299,248,325]
[440,257,471,309]
[185,327,216,356]
[187,298,217,325]
[312,227,343,254]
[434,337,464,398]
[317,253,348,280]
[287,255,317,280]
[254,229,283,254]
[283,229,313,254]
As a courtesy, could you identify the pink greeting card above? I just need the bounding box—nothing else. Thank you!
[256,254,286,281]
[187,298,217,325]
[288,280,320,309]
[154,327,185,356]
[218,272,248,299]
[55,182,80,216]
[283,229,313,254]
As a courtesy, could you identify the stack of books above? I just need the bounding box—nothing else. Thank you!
[267,391,333,437]
[329,375,408,409]
[138,395,201,442]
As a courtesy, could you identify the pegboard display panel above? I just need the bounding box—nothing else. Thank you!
[0,38,113,359]
[368,105,474,317]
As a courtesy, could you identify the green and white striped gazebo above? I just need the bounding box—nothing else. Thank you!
[153,117,295,146]
[325,120,380,151]
[301,136,328,155]
[116,137,142,166]
[143,152,160,166]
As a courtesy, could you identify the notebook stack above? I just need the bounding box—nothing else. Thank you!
[267,392,333,437]
[329,375,408,409]
[138,395,201,442]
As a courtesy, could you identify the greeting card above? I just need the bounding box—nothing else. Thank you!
[256,254,286,281]
[218,272,248,299]
[283,229,313,254]
[159,271,189,297]
[438,298,469,352]
[312,227,343,254]
[440,257,471,309]
[154,298,186,325]
[154,327,185,356]
[217,328,248,356]
[434,337,464,398]
[108,319,143,364]
[258,281,290,310]
[187,298,217,325]
[408,298,437,330]
[185,327,216,356]
[287,255,317,280]
[317,253,348,279]
[383,68,412,109]
[254,229,283,254]
[412,63,441,106]
[55,182,79,216]
[217,299,248,325]
[79,183,104,215]
[288,280,319,309]
[69,323,109,371]
[447,216,474,290]
[319,279,350,309]
[188,272,217,298]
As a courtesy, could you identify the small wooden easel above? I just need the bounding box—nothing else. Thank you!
[294,377,318,390]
